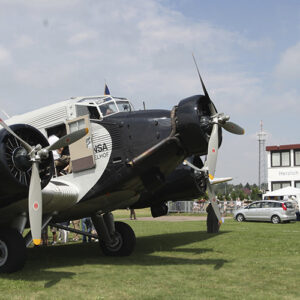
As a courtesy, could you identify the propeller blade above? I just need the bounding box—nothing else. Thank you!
[192,53,210,99]
[28,162,42,245]
[221,121,244,135]
[210,177,233,185]
[47,128,89,151]
[0,119,32,152]
[207,181,222,223]
[192,54,217,115]
[185,158,223,223]
[207,123,219,180]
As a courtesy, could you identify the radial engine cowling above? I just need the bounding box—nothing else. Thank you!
[175,95,220,156]
[0,124,53,199]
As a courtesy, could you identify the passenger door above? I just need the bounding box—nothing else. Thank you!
[245,202,262,220]
[66,115,95,173]
[259,202,272,221]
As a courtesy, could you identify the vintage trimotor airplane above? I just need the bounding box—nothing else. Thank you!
[0,59,244,272]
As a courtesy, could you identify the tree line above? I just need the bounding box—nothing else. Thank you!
[201,182,267,201]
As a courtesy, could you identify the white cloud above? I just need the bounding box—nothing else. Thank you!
[68,31,98,45]
[13,62,78,89]
[0,46,12,65]
[14,35,34,48]
[0,0,80,9]
[274,42,300,85]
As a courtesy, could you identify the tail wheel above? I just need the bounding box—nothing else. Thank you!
[0,228,26,273]
[236,214,245,222]
[99,221,136,256]
[271,215,281,224]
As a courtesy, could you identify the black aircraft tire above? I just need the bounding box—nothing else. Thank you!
[0,228,26,273]
[99,221,136,257]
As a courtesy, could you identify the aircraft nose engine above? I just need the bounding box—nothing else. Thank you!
[0,119,89,245]
[175,94,214,156]
[0,124,54,197]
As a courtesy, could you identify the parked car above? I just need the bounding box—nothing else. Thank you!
[234,200,296,224]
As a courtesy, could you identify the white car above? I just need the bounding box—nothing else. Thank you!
[234,200,296,224]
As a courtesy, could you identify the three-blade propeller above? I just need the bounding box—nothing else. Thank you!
[0,119,88,245]
[191,55,245,224]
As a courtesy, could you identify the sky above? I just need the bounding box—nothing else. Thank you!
[0,0,300,184]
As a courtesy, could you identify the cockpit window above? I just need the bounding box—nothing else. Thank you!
[76,96,134,119]
[116,101,131,112]
[102,96,113,102]
[99,101,118,116]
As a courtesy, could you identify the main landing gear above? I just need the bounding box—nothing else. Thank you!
[92,212,136,256]
[0,212,136,273]
[0,228,26,273]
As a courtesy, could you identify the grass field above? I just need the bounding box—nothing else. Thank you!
[1,217,300,299]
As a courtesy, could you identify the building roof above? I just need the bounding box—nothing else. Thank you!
[266,144,300,151]
[263,186,300,197]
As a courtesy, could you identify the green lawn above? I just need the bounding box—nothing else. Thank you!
[1,219,300,299]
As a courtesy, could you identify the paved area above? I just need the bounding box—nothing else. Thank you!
[120,215,232,222]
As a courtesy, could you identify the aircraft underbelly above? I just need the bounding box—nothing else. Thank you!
[54,191,139,221]
[42,182,79,213]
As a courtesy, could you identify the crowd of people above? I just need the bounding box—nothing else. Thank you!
[40,210,137,246]
[41,217,96,246]
[192,199,246,214]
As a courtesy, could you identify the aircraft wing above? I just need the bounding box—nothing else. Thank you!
[127,136,185,190]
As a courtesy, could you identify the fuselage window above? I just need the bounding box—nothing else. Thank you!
[88,106,100,119]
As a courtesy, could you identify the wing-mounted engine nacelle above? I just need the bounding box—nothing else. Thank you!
[175,95,219,156]
[132,166,207,210]
[0,124,53,198]
[151,203,168,218]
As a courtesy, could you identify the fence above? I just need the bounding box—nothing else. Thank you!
[167,200,247,214]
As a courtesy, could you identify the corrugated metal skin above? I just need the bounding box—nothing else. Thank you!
[27,106,68,128]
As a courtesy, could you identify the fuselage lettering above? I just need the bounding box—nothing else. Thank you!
[94,143,108,153]
[95,152,109,160]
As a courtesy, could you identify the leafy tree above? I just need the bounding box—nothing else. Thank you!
[230,190,238,200]
[250,187,260,200]
[225,193,231,201]
[217,192,224,201]
[238,190,246,200]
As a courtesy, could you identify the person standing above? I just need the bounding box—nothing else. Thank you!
[50,226,57,245]
[48,134,60,160]
[130,208,136,220]
[72,219,81,241]
[58,221,69,243]
[41,226,48,246]
[223,200,227,215]
[82,217,92,243]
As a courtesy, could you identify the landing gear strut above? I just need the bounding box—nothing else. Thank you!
[92,212,136,256]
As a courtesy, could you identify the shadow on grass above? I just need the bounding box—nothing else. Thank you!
[2,230,230,285]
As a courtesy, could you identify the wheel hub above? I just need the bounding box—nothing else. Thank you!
[0,240,8,267]
[106,232,123,252]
